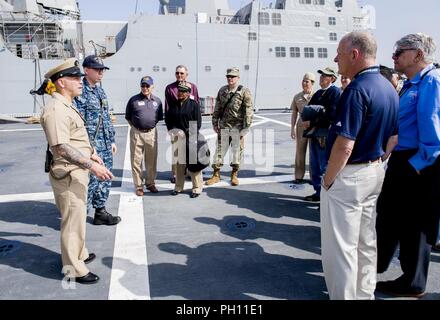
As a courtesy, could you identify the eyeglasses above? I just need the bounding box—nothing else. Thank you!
[393,48,417,58]
[175,72,185,75]
[141,84,151,88]
[226,75,237,79]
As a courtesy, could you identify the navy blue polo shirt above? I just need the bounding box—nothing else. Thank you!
[326,66,399,163]
[125,93,163,130]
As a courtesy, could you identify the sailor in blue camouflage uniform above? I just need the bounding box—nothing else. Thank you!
[75,55,121,226]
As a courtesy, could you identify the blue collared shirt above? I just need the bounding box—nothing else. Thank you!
[395,64,440,171]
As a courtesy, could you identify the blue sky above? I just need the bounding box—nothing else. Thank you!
[77,0,440,67]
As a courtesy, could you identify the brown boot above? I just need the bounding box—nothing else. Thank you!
[206,169,221,185]
[231,169,239,186]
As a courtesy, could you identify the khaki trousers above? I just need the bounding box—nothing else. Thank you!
[50,168,89,278]
[320,161,385,300]
[294,120,308,180]
[171,136,203,194]
[175,164,203,194]
[130,127,158,188]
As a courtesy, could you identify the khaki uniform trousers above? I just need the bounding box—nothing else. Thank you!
[171,136,203,194]
[294,119,308,180]
[130,127,158,188]
[49,168,89,278]
[212,128,244,170]
[320,161,385,300]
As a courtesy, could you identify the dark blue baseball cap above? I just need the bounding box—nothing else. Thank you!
[140,76,154,86]
[82,55,109,70]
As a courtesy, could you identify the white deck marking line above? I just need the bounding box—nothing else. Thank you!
[0,120,270,134]
[254,114,292,128]
[0,173,300,203]
[108,127,150,300]
[0,124,129,133]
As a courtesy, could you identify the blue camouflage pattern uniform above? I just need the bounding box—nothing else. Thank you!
[75,78,115,210]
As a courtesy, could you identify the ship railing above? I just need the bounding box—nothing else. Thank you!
[200,96,215,115]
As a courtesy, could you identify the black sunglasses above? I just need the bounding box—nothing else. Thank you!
[175,72,185,75]
[226,75,237,79]
[393,48,417,58]
[141,84,151,88]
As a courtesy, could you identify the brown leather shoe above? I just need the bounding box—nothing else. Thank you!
[135,188,144,196]
[376,280,426,298]
[146,184,159,193]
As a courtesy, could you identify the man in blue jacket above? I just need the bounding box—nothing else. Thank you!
[302,67,341,202]
[75,55,121,226]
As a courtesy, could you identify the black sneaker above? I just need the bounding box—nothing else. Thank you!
[304,193,320,202]
[93,207,121,225]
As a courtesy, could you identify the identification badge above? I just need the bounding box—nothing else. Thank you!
[138,101,146,106]
[153,101,158,107]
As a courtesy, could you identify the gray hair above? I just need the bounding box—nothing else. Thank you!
[342,31,377,59]
[175,65,188,72]
[395,33,437,64]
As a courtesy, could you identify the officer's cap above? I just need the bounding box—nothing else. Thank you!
[303,72,316,82]
[82,55,110,70]
[140,76,154,86]
[44,58,84,82]
[318,67,338,78]
[226,67,240,77]
[177,82,191,93]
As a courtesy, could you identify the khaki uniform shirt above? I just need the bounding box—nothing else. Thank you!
[212,85,253,130]
[291,90,314,124]
[41,92,93,173]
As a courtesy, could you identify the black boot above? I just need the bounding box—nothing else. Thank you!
[93,207,121,226]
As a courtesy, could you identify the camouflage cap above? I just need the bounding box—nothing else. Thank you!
[318,67,338,78]
[226,67,240,77]
[44,58,84,82]
[303,72,316,82]
[177,82,191,93]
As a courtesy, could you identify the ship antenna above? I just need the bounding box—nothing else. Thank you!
[135,0,139,14]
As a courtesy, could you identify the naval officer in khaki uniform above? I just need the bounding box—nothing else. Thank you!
[40,58,113,284]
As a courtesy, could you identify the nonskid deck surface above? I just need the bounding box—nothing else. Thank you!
[0,112,439,300]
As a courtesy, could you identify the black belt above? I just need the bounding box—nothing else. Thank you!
[347,158,381,165]
[135,127,154,133]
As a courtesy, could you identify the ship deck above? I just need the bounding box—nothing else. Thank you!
[1,111,440,300]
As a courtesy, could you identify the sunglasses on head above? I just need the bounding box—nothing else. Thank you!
[393,48,417,58]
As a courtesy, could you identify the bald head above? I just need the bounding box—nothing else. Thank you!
[341,31,377,59]
[335,31,377,78]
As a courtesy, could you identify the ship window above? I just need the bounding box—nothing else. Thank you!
[162,67,167,72]
[315,21,320,27]
[304,47,314,58]
[313,0,325,4]
[248,32,257,41]
[205,66,212,72]
[258,12,270,25]
[153,65,160,72]
[318,48,328,58]
[130,67,135,72]
[244,65,250,70]
[275,46,286,57]
[329,17,336,25]
[137,67,142,72]
[272,13,282,25]
[329,32,337,41]
[290,47,300,58]
[299,0,312,4]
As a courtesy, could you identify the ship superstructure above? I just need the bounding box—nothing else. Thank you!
[0,0,375,116]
